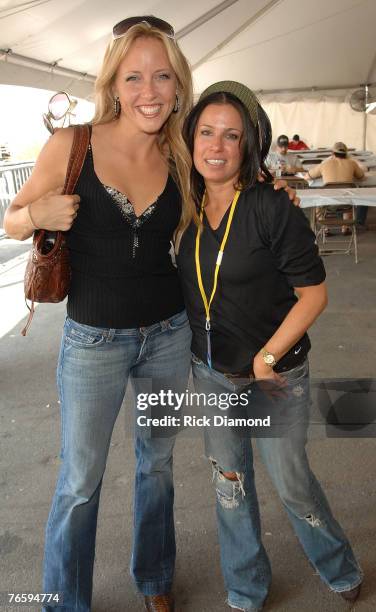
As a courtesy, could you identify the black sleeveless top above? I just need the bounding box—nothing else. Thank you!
[66,141,184,328]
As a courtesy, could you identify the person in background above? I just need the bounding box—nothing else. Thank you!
[305,142,365,235]
[304,141,364,184]
[266,134,303,174]
[177,80,363,612]
[289,133,309,150]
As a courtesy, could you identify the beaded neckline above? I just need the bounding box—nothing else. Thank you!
[87,144,160,258]
[103,184,158,258]
[103,184,157,227]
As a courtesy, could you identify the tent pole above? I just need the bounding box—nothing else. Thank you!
[363,111,367,150]
[176,0,240,39]
[363,85,368,150]
[192,0,281,71]
[0,49,95,84]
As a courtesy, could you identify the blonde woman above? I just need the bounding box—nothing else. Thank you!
[4,17,194,612]
[4,14,300,611]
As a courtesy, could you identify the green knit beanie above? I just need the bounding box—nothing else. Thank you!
[199,80,259,127]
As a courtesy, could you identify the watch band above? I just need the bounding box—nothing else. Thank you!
[261,348,277,367]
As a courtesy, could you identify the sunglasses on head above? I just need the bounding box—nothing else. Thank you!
[112,15,175,40]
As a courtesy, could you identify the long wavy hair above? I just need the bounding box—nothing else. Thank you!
[92,22,198,232]
[182,92,273,217]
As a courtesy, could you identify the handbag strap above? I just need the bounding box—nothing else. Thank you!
[29,124,90,241]
[63,124,91,194]
[36,123,91,249]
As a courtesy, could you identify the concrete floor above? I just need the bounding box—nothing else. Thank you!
[0,222,375,612]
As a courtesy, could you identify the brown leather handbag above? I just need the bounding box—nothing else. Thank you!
[22,124,90,336]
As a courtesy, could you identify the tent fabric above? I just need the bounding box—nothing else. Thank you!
[260,91,376,152]
[1,0,376,95]
[1,0,376,149]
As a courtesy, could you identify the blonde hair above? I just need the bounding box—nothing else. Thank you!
[92,23,199,239]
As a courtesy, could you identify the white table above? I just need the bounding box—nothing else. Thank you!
[298,186,376,231]
[297,187,376,261]
[296,150,374,164]
[361,156,376,169]
[295,149,372,157]
[297,187,376,208]
[298,156,376,172]
[300,173,376,188]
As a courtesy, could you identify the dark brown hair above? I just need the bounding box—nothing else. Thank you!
[183,91,273,208]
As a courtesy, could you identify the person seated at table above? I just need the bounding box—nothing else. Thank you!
[304,142,365,235]
[304,141,364,184]
[289,133,309,150]
[266,134,303,174]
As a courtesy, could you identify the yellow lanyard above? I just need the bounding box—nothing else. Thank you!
[195,189,241,367]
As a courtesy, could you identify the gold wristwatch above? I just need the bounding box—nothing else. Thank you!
[261,348,277,368]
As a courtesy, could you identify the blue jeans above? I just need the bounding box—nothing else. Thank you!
[43,311,191,612]
[192,356,363,612]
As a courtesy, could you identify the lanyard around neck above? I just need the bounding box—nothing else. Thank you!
[195,189,240,366]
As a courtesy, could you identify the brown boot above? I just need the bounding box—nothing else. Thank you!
[144,594,174,612]
[338,583,362,602]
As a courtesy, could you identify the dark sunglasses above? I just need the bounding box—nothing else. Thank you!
[113,15,175,40]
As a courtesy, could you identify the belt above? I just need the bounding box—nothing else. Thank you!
[223,370,254,382]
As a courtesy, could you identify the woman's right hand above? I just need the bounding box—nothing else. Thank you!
[29,188,81,231]
[3,127,76,240]
[252,354,287,402]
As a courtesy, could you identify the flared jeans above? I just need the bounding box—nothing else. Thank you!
[43,311,192,611]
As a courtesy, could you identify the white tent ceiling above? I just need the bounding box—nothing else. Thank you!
[1,0,375,99]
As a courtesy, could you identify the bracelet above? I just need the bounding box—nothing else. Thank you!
[27,203,39,230]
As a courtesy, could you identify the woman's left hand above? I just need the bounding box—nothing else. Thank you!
[274,179,300,207]
[256,173,300,207]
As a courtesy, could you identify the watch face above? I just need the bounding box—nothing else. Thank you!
[264,354,275,365]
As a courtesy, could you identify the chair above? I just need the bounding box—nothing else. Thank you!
[314,182,358,263]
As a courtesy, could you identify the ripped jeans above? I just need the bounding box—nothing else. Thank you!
[192,357,363,612]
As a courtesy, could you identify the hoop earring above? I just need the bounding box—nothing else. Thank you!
[114,96,120,117]
[173,94,180,113]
